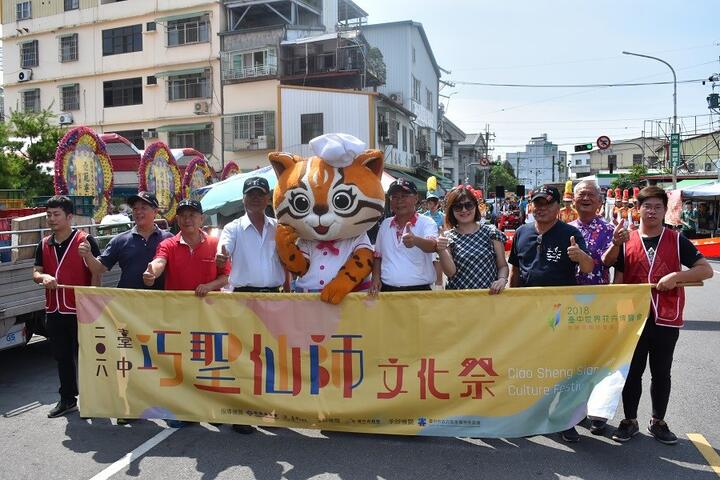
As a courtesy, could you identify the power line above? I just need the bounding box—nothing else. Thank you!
[453,78,705,88]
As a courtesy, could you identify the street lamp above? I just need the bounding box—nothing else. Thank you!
[622,51,678,189]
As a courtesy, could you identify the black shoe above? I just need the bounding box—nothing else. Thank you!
[560,426,580,442]
[48,399,77,418]
[232,424,255,434]
[590,419,607,435]
[612,419,639,442]
[647,419,678,445]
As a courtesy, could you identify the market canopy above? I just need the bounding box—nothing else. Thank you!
[195,166,277,217]
[681,181,720,199]
[196,166,400,217]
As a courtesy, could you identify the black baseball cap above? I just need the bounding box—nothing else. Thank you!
[243,176,270,194]
[177,199,203,214]
[531,185,561,204]
[388,178,418,195]
[127,191,159,209]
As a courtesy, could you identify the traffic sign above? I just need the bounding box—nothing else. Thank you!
[670,133,681,167]
[596,136,611,150]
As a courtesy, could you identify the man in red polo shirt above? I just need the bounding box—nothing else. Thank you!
[143,199,229,295]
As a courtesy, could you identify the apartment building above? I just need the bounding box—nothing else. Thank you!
[2,0,225,168]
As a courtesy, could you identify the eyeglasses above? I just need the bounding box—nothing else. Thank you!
[452,201,476,212]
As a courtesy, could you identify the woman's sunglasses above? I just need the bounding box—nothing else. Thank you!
[452,201,476,212]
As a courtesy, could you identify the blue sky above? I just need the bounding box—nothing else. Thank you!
[360,0,720,157]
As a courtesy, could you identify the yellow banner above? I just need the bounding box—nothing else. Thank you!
[76,286,649,437]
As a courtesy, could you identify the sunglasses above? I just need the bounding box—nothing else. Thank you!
[452,201,476,212]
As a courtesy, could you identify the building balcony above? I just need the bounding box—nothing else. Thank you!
[223,64,278,81]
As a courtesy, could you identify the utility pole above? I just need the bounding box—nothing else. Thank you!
[623,51,677,189]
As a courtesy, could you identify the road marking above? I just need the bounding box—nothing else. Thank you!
[3,401,41,418]
[688,433,720,477]
[88,427,177,480]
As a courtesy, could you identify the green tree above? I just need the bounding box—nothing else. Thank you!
[487,162,518,192]
[0,109,64,200]
[610,164,648,190]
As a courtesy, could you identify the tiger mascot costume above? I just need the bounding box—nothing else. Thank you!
[269,133,385,304]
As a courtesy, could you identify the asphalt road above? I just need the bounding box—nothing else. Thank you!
[2,263,719,480]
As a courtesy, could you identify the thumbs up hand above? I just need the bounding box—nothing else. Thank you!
[612,222,629,246]
[216,244,229,269]
[143,262,157,287]
[78,239,92,258]
[567,235,584,262]
[401,222,416,248]
[435,233,449,252]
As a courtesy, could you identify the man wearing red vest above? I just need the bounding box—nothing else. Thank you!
[33,196,101,418]
[602,186,712,444]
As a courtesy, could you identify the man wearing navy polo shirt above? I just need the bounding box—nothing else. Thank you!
[82,192,173,289]
[508,185,594,443]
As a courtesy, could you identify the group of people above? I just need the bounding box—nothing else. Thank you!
[34,175,713,445]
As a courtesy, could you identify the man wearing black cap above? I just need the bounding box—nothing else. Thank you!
[143,199,229,296]
[216,176,286,296]
[508,185,594,442]
[369,178,439,293]
[82,192,173,289]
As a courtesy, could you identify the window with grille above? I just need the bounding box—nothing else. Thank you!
[60,84,80,111]
[632,154,643,165]
[300,113,323,144]
[59,34,78,63]
[22,89,40,113]
[224,112,275,150]
[167,16,209,47]
[167,72,210,101]
[169,128,212,154]
[64,0,79,11]
[16,1,31,20]
[412,76,421,102]
[102,25,142,56]
[20,40,38,68]
[103,78,143,107]
[401,126,407,152]
[426,88,433,110]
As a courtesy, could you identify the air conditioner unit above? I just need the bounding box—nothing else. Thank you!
[146,75,157,86]
[18,69,32,82]
[687,162,696,173]
[141,129,157,139]
[389,92,403,104]
[58,113,74,125]
[146,22,156,32]
[257,135,268,149]
[194,101,209,114]
[705,163,713,172]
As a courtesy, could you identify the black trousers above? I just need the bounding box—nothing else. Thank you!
[46,312,79,401]
[622,318,680,420]
[233,286,281,293]
[380,284,432,292]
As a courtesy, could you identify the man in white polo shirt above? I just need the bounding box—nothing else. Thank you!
[216,176,287,294]
[370,179,439,292]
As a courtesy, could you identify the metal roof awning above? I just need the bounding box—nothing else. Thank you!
[154,67,209,78]
[156,11,209,23]
[156,123,212,133]
[384,167,427,193]
[281,30,359,45]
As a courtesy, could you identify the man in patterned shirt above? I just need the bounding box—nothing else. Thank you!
[569,180,615,286]
[568,179,616,435]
